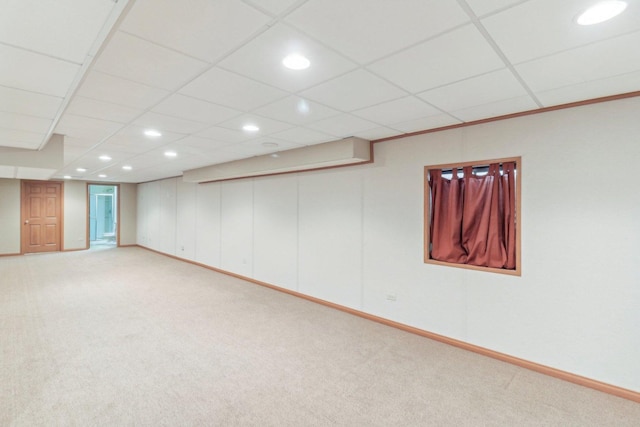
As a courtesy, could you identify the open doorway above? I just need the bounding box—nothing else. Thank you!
[88,184,118,249]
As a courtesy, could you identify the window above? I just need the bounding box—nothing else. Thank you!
[424,157,521,275]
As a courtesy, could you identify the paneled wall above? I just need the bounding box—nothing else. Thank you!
[137,97,640,392]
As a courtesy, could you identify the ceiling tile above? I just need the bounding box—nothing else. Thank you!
[516,31,640,93]
[179,67,288,111]
[92,31,209,90]
[253,96,340,125]
[55,114,123,143]
[465,0,524,17]
[270,127,334,145]
[0,128,44,149]
[152,94,241,125]
[352,127,404,141]
[307,114,379,137]
[482,0,640,64]
[0,112,52,134]
[244,0,299,15]
[120,0,271,63]
[451,95,538,122]
[217,114,294,136]
[0,0,116,63]
[0,86,63,118]
[219,23,357,92]
[75,71,170,110]
[536,70,640,107]
[133,112,210,134]
[300,69,406,112]
[285,0,469,63]
[172,135,233,152]
[369,24,505,93]
[222,137,305,156]
[352,96,441,127]
[390,114,461,133]
[0,44,80,97]
[419,69,530,111]
[65,96,144,124]
[195,126,253,144]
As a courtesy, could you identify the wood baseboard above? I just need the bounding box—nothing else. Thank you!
[135,244,640,403]
[0,252,21,257]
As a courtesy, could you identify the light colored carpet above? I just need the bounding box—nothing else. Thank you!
[1,247,638,426]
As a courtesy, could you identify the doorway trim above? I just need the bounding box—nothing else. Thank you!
[86,183,121,249]
[20,180,65,254]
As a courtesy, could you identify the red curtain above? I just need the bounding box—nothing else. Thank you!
[429,162,516,269]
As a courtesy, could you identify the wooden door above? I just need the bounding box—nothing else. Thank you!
[21,181,63,254]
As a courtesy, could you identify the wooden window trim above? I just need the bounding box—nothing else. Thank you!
[424,156,522,276]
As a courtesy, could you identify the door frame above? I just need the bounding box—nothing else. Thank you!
[86,183,120,248]
[20,180,65,254]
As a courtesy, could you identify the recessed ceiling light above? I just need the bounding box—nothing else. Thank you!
[164,151,177,158]
[76,167,87,172]
[122,165,132,171]
[99,155,112,161]
[242,124,260,132]
[63,175,72,179]
[144,129,162,137]
[297,99,311,114]
[270,153,280,158]
[283,53,310,70]
[98,174,107,178]
[261,142,279,148]
[576,1,627,25]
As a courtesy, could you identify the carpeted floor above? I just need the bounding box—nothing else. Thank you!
[1,247,639,426]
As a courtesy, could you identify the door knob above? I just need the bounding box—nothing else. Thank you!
[24,220,29,224]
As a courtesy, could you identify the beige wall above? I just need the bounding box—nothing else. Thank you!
[0,179,20,254]
[0,179,137,254]
[119,183,137,245]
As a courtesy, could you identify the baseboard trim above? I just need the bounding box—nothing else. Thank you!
[135,244,640,403]
[0,252,21,257]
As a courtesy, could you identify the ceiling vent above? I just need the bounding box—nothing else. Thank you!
[183,137,372,183]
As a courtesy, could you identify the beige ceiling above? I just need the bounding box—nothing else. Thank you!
[1,0,639,183]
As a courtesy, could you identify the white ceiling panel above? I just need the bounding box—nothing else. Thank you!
[352,96,441,127]
[465,0,526,17]
[195,126,253,144]
[0,44,80,97]
[516,31,640,93]
[219,23,357,92]
[55,114,123,143]
[217,114,294,136]
[419,69,532,112]
[120,0,271,64]
[92,31,209,90]
[152,94,241,125]
[0,0,115,63]
[285,0,470,64]
[221,137,305,156]
[65,96,144,124]
[451,95,538,122]
[300,70,407,112]
[271,127,334,145]
[133,112,210,135]
[482,0,640,64]
[536,71,640,107]
[0,128,45,149]
[253,96,340,125]
[369,24,505,93]
[172,135,233,152]
[0,112,52,134]
[75,71,170,110]
[307,114,379,138]
[244,0,300,16]
[390,114,461,133]
[0,86,63,118]
[352,126,404,141]
[179,67,288,111]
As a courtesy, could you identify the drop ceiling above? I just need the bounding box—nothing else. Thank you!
[1,0,639,183]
